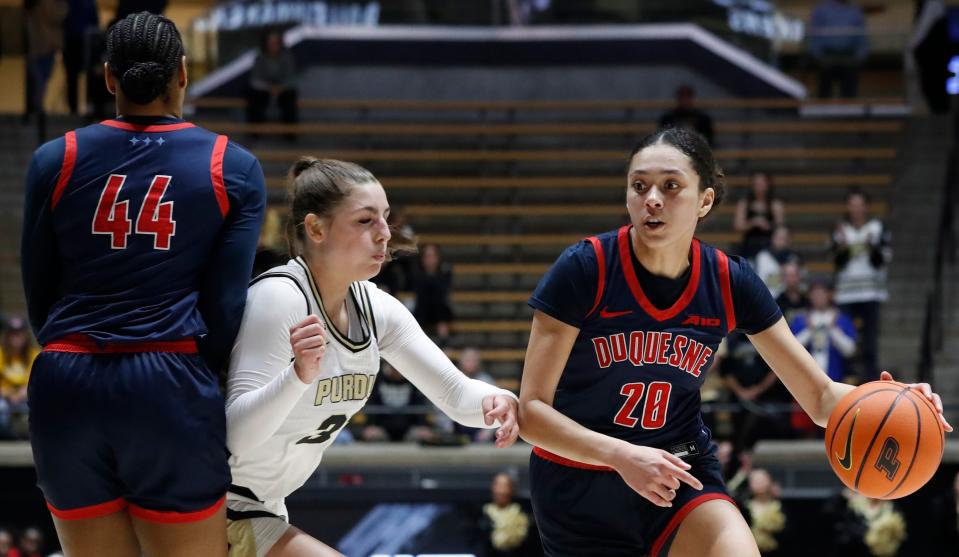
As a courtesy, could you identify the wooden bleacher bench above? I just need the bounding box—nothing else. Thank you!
[252,147,897,164]
[199,120,903,137]
[189,97,906,112]
[451,261,834,275]
[265,173,893,190]
[418,231,829,246]
[456,320,531,333]
[401,202,886,218]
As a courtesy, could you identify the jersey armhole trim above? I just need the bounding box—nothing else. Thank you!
[250,272,312,318]
[210,135,230,218]
[51,131,77,210]
[585,236,606,318]
[716,250,737,333]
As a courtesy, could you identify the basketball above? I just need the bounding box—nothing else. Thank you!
[825,381,945,499]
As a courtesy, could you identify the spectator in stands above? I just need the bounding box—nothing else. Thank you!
[0,317,39,439]
[24,0,68,136]
[360,362,435,442]
[412,243,454,346]
[734,171,785,259]
[741,469,787,557]
[824,490,906,557]
[776,261,810,325]
[831,188,890,382]
[0,528,13,557]
[112,0,166,23]
[62,0,99,116]
[14,527,44,557]
[807,0,869,98]
[719,332,793,453]
[932,470,959,549]
[478,472,539,557]
[246,29,299,128]
[658,84,714,146]
[455,347,498,443]
[754,226,801,297]
[790,279,857,383]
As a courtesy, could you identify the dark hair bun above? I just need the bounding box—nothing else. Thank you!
[290,156,319,180]
[120,61,167,104]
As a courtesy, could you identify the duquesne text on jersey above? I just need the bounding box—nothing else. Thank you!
[591,331,715,377]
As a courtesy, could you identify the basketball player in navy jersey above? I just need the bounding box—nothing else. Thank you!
[21,13,265,556]
[517,127,951,557]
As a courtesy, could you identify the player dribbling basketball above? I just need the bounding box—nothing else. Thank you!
[517,127,952,557]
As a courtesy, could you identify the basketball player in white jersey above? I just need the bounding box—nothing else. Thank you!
[224,158,520,557]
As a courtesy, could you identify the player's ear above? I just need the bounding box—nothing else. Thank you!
[104,62,116,96]
[178,55,188,89]
[698,187,715,218]
[303,213,327,244]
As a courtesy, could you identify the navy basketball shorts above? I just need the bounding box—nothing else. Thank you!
[27,336,230,523]
[530,440,734,557]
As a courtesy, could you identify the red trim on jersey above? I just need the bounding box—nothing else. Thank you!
[533,447,614,472]
[617,226,701,322]
[51,131,77,210]
[585,236,606,317]
[47,497,127,520]
[100,120,195,132]
[128,495,225,524]
[649,493,736,557]
[44,334,198,354]
[210,135,229,217]
[716,250,736,333]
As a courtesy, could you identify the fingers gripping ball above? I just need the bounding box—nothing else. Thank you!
[826,381,945,499]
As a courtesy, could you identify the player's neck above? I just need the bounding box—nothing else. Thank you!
[629,228,690,278]
[115,100,182,119]
[304,258,351,321]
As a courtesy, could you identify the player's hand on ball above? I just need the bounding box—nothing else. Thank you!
[609,444,703,508]
[482,394,519,448]
[880,371,953,432]
[291,314,327,384]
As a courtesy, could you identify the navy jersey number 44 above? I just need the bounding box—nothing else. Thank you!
[528,225,782,449]
[21,118,266,357]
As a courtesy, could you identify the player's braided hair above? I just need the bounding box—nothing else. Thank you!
[628,127,726,219]
[106,12,184,105]
[286,157,418,259]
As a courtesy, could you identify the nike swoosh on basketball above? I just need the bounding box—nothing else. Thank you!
[835,407,860,471]
[600,307,633,319]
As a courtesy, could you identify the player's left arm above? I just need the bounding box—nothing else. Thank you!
[196,145,267,373]
[21,139,66,336]
[371,285,519,447]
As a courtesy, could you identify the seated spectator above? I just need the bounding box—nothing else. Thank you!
[478,473,539,557]
[775,261,810,324]
[14,527,44,557]
[932,470,959,549]
[0,528,13,557]
[411,243,454,346]
[791,279,857,383]
[658,84,714,145]
[741,469,788,557]
[807,0,869,98]
[734,171,785,259]
[246,29,298,127]
[754,226,801,297]
[454,348,497,443]
[0,317,40,439]
[831,188,890,382]
[824,489,906,557]
[359,362,434,442]
[719,333,793,453]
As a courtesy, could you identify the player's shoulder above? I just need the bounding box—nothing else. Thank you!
[222,136,259,168]
[250,260,308,302]
[31,134,68,163]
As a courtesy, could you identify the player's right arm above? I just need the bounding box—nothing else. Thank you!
[225,278,319,456]
[21,138,66,335]
[519,241,702,507]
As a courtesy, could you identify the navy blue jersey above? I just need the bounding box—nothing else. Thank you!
[21,117,266,368]
[529,225,781,449]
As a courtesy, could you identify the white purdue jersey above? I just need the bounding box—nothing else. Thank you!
[225,257,512,505]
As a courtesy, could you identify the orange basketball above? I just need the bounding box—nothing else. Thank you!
[825,380,945,499]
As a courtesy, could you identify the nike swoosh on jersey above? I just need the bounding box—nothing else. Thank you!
[599,307,634,319]
[835,407,860,471]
